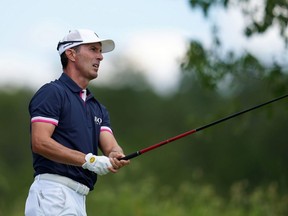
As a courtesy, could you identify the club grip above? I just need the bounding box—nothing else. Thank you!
[120,151,141,160]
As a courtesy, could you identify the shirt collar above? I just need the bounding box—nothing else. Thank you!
[59,73,94,99]
[59,73,83,93]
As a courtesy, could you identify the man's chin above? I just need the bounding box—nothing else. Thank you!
[89,71,98,80]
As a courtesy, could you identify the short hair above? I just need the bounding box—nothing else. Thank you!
[60,46,80,69]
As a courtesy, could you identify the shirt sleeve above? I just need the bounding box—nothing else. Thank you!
[99,104,113,134]
[29,83,63,126]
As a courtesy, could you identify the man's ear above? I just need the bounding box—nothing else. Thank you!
[65,49,77,62]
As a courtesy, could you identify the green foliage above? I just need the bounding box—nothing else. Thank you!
[1,67,288,215]
[186,0,288,98]
[0,89,34,215]
[189,0,288,44]
[86,178,288,216]
[181,39,288,95]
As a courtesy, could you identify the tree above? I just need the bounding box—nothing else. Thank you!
[189,0,288,44]
[177,0,288,193]
[181,0,288,92]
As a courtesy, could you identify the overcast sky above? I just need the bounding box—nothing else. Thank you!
[1,0,287,95]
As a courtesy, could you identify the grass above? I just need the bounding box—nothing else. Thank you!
[87,177,288,216]
[3,177,288,216]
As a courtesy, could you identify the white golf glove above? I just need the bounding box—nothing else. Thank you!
[82,153,112,176]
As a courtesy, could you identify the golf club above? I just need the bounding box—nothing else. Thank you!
[121,93,288,160]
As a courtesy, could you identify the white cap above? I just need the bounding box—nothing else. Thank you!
[57,29,115,55]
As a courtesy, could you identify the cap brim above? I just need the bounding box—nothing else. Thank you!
[80,39,115,53]
[98,39,115,53]
[58,38,115,55]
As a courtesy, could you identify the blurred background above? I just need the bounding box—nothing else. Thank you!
[1,0,288,215]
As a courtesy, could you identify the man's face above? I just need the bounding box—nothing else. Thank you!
[74,42,104,80]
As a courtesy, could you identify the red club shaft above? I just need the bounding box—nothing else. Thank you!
[140,129,197,154]
[121,94,288,160]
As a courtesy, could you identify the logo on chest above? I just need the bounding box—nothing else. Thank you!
[94,116,102,125]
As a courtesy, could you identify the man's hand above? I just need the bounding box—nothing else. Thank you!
[82,153,112,175]
[108,151,130,173]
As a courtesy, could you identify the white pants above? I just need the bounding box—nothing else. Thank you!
[25,177,87,216]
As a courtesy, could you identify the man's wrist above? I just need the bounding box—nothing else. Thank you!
[111,150,123,154]
[110,147,123,154]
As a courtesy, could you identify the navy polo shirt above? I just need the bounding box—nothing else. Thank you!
[29,73,112,190]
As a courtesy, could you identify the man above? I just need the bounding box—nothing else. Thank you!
[25,29,130,215]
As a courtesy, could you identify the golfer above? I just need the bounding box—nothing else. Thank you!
[25,29,130,215]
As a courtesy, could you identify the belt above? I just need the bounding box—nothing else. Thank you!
[35,174,90,196]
